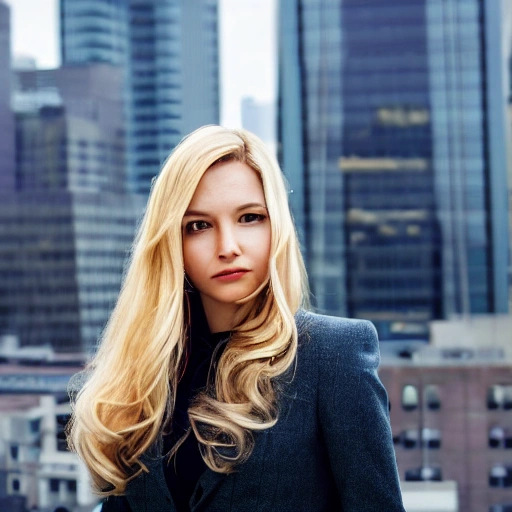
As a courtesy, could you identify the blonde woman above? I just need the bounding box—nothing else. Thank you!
[68,126,405,511]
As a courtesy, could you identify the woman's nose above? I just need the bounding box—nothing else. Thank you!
[217,226,241,259]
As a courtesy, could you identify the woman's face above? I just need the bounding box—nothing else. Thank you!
[182,160,271,330]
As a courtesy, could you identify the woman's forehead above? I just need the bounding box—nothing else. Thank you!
[187,161,266,208]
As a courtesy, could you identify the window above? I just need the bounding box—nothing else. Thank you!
[489,427,505,448]
[488,385,512,410]
[12,479,20,492]
[49,478,60,493]
[396,428,441,449]
[424,385,441,410]
[490,505,512,512]
[489,465,512,488]
[488,386,504,409]
[422,428,441,448]
[405,466,442,482]
[10,445,19,460]
[29,418,41,433]
[56,414,71,452]
[400,429,419,449]
[67,479,77,492]
[505,386,512,410]
[402,384,419,411]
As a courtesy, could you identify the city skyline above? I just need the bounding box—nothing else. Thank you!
[2,0,277,129]
[0,0,223,352]
[0,1,511,510]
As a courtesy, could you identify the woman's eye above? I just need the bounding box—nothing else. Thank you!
[240,213,266,224]
[185,221,209,233]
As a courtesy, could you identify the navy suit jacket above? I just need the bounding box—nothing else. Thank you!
[103,310,405,511]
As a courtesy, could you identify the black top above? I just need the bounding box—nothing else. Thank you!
[162,330,230,512]
[101,293,230,512]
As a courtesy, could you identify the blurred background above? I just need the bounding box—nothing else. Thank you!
[0,0,511,511]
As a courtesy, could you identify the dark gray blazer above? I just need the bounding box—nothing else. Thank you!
[104,311,405,511]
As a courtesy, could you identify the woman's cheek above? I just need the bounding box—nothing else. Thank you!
[184,234,213,269]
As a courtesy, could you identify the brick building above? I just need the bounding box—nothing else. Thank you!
[380,343,512,512]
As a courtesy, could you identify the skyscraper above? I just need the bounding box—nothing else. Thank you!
[0,1,15,192]
[60,0,220,195]
[279,0,510,340]
[60,0,129,66]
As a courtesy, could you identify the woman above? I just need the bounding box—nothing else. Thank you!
[68,125,405,511]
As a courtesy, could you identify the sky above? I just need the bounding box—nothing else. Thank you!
[3,0,59,67]
[2,0,277,128]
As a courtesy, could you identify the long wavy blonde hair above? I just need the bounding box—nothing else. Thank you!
[68,125,309,495]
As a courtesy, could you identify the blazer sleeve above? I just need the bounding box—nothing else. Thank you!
[316,317,405,511]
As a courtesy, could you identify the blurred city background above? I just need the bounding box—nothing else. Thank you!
[0,0,511,511]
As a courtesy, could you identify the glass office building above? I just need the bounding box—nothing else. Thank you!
[60,0,220,195]
[279,0,510,340]
[126,0,219,194]
[0,1,14,192]
[0,65,144,353]
[60,0,129,66]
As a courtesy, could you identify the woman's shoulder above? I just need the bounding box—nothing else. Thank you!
[295,308,378,342]
[294,309,380,367]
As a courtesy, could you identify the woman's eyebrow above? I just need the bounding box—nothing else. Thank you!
[183,209,209,217]
[236,202,267,212]
[183,203,267,217]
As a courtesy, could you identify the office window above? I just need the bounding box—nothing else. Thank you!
[56,413,71,452]
[490,505,512,512]
[405,466,442,482]
[400,429,419,449]
[488,385,512,410]
[402,384,419,411]
[424,384,441,410]
[488,385,504,409]
[29,418,41,433]
[489,426,505,448]
[489,465,512,488]
[505,386,512,410]
[422,428,441,449]
[10,444,19,460]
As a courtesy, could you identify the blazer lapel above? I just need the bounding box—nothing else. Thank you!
[123,439,228,512]
[190,468,227,511]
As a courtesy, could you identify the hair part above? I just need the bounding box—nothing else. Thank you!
[68,125,309,494]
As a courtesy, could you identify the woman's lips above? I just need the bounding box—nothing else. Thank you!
[212,269,249,282]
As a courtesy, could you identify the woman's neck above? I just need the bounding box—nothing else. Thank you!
[200,298,238,333]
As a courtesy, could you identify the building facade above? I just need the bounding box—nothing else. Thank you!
[60,0,129,66]
[0,1,15,193]
[60,0,220,196]
[0,64,143,353]
[0,391,98,511]
[380,349,512,512]
[278,0,510,340]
